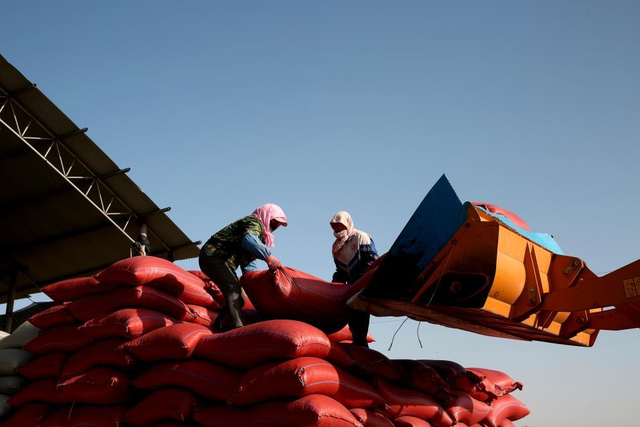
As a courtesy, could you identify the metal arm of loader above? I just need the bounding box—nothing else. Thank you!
[540,259,640,312]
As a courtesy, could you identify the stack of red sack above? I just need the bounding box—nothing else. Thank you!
[0,256,530,427]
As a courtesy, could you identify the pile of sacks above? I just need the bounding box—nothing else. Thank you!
[0,256,530,427]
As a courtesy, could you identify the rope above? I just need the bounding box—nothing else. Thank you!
[67,400,76,420]
[387,317,408,351]
[416,321,423,348]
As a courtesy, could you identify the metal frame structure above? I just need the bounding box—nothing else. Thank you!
[0,56,201,331]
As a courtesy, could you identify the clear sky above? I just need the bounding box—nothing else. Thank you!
[2,1,640,426]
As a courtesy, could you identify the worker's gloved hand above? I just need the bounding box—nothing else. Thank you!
[266,255,282,270]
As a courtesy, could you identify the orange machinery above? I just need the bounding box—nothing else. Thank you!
[351,175,640,346]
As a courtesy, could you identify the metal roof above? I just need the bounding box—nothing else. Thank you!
[0,54,200,304]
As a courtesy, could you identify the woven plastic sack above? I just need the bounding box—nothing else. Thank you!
[57,367,131,404]
[195,319,353,369]
[66,285,197,322]
[328,326,375,344]
[229,356,382,408]
[0,376,25,395]
[481,394,530,427]
[7,378,75,406]
[125,388,198,426]
[41,276,104,302]
[42,404,127,427]
[0,394,11,418]
[444,391,491,425]
[0,349,35,375]
[79,308,180,339]
[241,267,361,333]
[195,394,364,427]
[23,324,92,355]
[0,321,41,350]
[459,368,523,401]
[393,416,433,427]
[123,323,213,362]
[188,270,225,305]
[396,359,448,397]
[374,380,453,427]
[28,304,76,330]
[340,344,404,381]
[133,359,242,402]
[349,408,394,427]
[95,256,215,306]
[1,402,52,427]
[18,352,67,380]
[418,360,481,389]
[61,338,137,381]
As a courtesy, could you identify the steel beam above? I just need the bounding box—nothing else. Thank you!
[0,90,137,244]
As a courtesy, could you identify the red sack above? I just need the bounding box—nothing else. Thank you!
[230,356,383,408]
[340,344,404,381]
[444,391,491,425]
[42,405,127,427]
[40,276,105,302]
[28,304,76,330]
[195,320,353,369]
[393,416,433,427]
[123,323,213,362]
[1,402,52,427]
[188,304,221,326]
[328,326,375,344]
[461,368,523,401]
[18,352,68,380]
[188,305,262,328]
[125,388,198,426]
[349,408,394,427]
[189,270,226,305]
[95,256,215,306]
[195,394,364,427]
[133,359,242,402]
[374,380,453,427]
[472,203,530,231]
[66,285,197,323]
[60,338,137,380]
[23,324,92,355]
[241,268,362,333]
[418,360,481,389]
[79,308,181,339]
[481,394,530,427]
[397,360,448,397]
[229,357,384,408]
[57,367,131,404]
[7,379,75,406]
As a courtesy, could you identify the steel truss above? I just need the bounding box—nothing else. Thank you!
[0,86,170,253]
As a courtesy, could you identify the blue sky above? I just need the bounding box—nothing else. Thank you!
[2,1,640,425]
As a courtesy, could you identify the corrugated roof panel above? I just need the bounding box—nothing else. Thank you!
[0,54,200,302]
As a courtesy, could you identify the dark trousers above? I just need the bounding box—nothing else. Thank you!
[349,309,371,347]
[199,253,244,330]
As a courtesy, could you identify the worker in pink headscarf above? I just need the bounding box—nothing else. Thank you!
[200,203,287,330]
[330,211,379,347]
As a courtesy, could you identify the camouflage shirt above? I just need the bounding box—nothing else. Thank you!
[202,216,266,270]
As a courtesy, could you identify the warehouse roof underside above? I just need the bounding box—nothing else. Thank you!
[0,55,201,306]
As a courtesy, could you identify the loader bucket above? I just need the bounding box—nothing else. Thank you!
[352,175,640,346]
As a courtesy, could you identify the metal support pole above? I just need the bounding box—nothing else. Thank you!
[4,270,17,332]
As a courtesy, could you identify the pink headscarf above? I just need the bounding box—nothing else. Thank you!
[252,203,287,248]
[330,211,359,257]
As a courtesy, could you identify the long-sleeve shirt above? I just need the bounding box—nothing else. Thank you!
[332,231,379,284]
[201,216,271,272]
